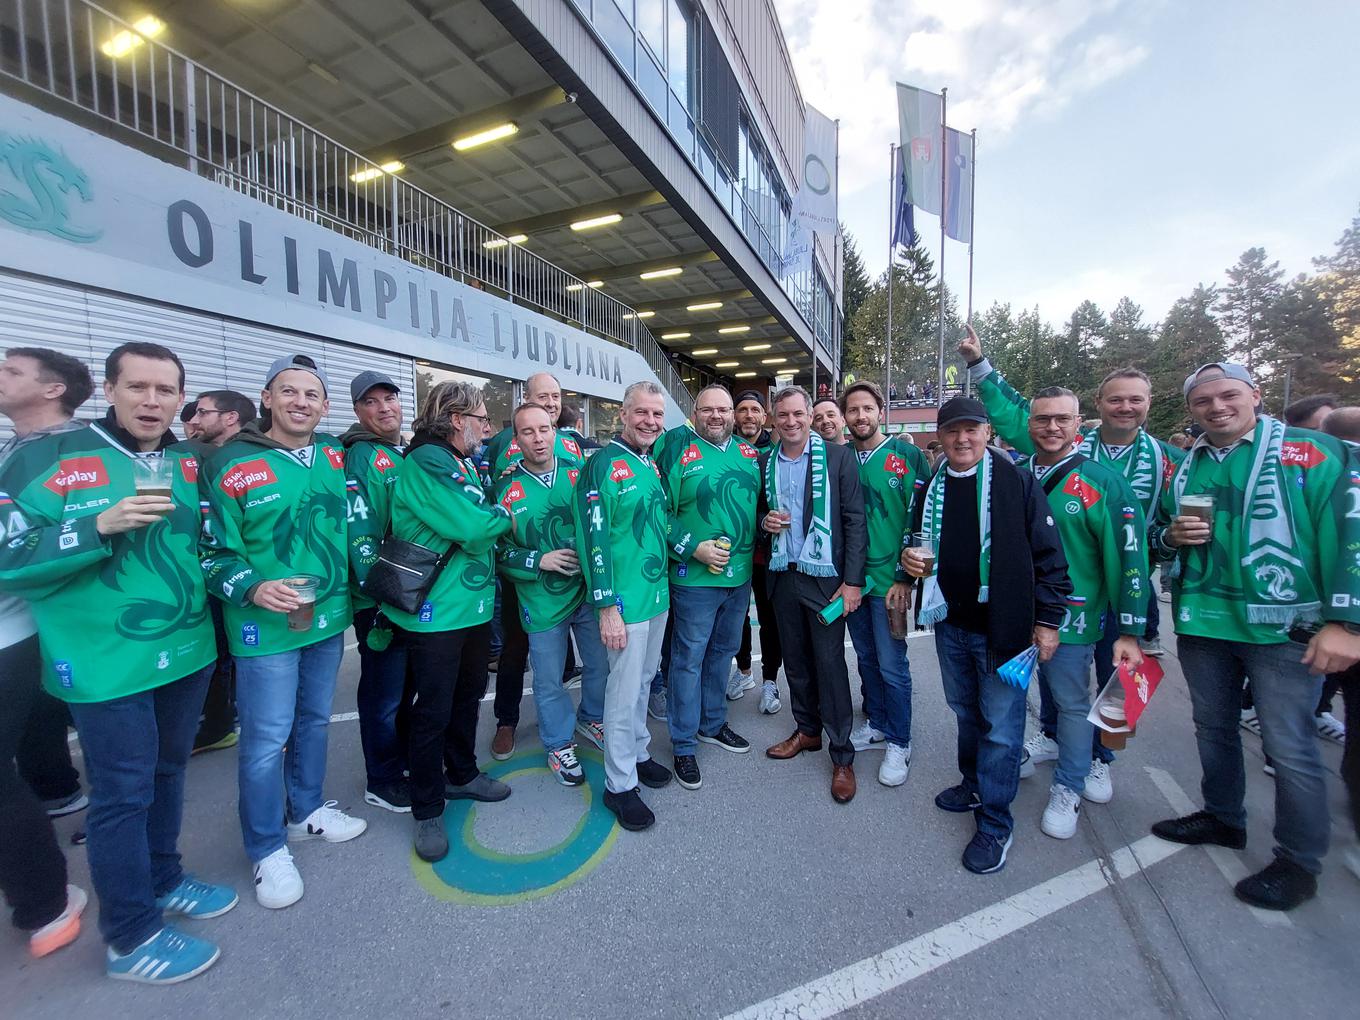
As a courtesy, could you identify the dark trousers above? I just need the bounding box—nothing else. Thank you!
[68,665,211,954]
[194,600,236,747]
[0,636,68,931]
[1339,663,1360,840]
[494,583,527,728]
[353,607,411,787]
[737,562,782,682]
[403,623,491,821]
[17,685,80,801]
[769,571,853,765]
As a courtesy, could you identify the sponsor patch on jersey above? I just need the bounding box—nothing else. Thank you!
[373,449,396,473]
[884,453,907,476]
[568,469,579,485]
[1333,593,1353,608]
[1280,440,1327,469]
[241,623,260,647]
[609,459,634,483]
[680,443,702,466]
[180,457,199,484]
[419,601,434,623]
[501,481,526,508]
[323,445,345,470]
[44,457,108,495]
[507,439,521,455]
[58,532,78,550]
[677,564,688,577]
[1061,473,1103,509]
[220,459,278,497]
[562,437,581,459]
[54,660,73,689]
[739,443,759,459]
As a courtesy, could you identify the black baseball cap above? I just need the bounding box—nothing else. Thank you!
[936,397,989,429]
[351,370,400,403]
[180,399,198,424]
[734,390,765,409]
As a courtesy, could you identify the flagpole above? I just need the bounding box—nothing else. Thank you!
[936,87,947,407]
[965,126,976,398]
[885,143,896,409]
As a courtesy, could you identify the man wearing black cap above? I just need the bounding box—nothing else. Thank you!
[902,396,1071,874]
[340,372,411,813]
[732,390,781,712]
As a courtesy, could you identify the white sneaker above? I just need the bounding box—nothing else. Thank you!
[1083,760,1113,804]
[253,848,303,909]
[850,720,886,752]
[1239,708,1261,736]
[286,801,367,843]
[726,665,756,700]
[878,743,911,786]
[1023,732,1059,765]
[1343,846,1360,883]
[759,681,781,714]
[1041,784,1082,839]
[1316,711,1346,744]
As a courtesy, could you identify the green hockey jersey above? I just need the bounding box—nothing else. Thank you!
[494,460,586,633]
[386,438,512,633]
[576,438,670,623]
[652,423,761,588]
[482,426,586,488]
[0,423,215,702]
[854,436,930,594]
[200,425,353,656]
[339,424,403,611]
[1019,453,1149,645]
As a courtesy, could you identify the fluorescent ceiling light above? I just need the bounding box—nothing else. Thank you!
[735,371,757,378]
[482,234,527,249]
[622,310,656,320]
[691,348,719,356]
[719,325,751,334]
[349,160,405,184]
[687,301,723,312]
[565,280,604,292]
[742,342,771,351]
[715,361,740,368]
[452,123,519,151]
[640,267,683,280]
[570,213,623,231]
[761,356,788,365]
[101,15,164,58]
[661,332,691,340]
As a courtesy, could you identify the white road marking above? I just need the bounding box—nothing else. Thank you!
[1144,766,1292,929]
[722,832,1189,1020]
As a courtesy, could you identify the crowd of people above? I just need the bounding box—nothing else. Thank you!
[0,329,1358,987]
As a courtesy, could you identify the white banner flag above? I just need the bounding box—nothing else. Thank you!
[782,104,838,279]
[896,83,942,216]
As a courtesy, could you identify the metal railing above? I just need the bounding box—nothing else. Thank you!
[0,0,694,415]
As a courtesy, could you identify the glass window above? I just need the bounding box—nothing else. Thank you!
[570,0,591,15]
[413,363,514,434]
[669,93,695,158]
[667,0,692,106]
[590,399,622,446]
[595,0,636,75]
[637,0,664,59]
[638,49,668,116]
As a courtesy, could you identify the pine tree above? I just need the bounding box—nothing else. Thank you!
[846,240,939,393]
[1217,247,1284,374]
[840,228,872,349]
[1146,284,1226,439]
[1257,275,1353,409]
[1099,297,1154,381]
[1053,300,1105,404]
[1312,205,1360,392]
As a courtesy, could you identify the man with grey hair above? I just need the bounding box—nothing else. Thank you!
[760,385,868,803]
[577,381,674,830]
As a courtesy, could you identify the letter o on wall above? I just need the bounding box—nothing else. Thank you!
[167,200,213,268]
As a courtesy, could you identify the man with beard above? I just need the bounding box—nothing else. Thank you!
[653,385,761,790]
[731,391,781,712]
[812,397,849,446]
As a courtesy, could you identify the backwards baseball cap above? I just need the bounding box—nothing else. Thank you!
[734,390,766,408]
[179,399,198,424]
[936,396,989,429]
[1182,362,1256,400]
[265,354,329,396]
[350,370,400,403]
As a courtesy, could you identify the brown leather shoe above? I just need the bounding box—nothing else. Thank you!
[831,764,856,803]
[766,730,823,759]
[491,725,515,761]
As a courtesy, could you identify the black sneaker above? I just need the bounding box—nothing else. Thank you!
[364,780,413,814]
[603,788,655,831]
[1151,810,1247,849]
[674,755,702,790]
[1234,859,1317,911]
[934,784,982,813]
[962,830,1013,874]
[698,723,751,754]
[636,757,673,789]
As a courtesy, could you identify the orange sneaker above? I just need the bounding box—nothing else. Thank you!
[29,884,87,958]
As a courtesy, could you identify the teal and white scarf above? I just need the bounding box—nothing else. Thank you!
[1081,426,1164,509]
[919,452,993,626]
[1169,415,1320,625]
[765,433,837,577]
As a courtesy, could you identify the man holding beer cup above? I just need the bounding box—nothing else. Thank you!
[1149,362,1360,911]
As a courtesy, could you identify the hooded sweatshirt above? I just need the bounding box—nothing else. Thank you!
[339,422,404,611]
[199,422,352,656]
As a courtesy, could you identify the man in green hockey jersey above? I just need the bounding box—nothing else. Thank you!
[339,370,410,814]
[480,372,586,761]
[1014,386,1148,839]
[840,381,929,788]
[0,341,236,983]
[1150,362,1360,911]
[577,381,674,830]
[200,354,365,913]
[495,402,607,788]
[653,384,761,791]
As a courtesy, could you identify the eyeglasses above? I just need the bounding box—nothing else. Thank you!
[459,412,489,422]
[1031,415,1077,427]
[191,408,227,418]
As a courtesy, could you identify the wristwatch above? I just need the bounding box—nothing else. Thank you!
[1343,621,1360,636]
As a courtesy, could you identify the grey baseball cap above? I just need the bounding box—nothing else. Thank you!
[350,370,400,403]
[265,354,329,396]
[1182,362,1256,400]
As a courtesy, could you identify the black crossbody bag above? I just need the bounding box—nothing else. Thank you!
[360,534,457,615]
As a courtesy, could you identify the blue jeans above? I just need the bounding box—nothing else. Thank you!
[353,607,409,787]
[234,633,344,863]
[845,596,914,747]
[666,583,750,754]
[1038,643,1097,794]
[1177,635,1329,874]
[68,665,211,954]
[934,623,1027,840]
[1043,612,1116,766]
[526,602,609,751]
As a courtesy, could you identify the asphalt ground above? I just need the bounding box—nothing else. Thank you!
[4,614,1358,1019]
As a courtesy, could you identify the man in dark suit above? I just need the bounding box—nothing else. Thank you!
[759,385,867,803]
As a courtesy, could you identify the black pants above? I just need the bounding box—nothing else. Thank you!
[0,636,68,930]
[17,686,80,802]
[769,572,854,765]
[1338,663,1360,840]
[736,562,782,682]
[194,600,236,748]
[494,583,527,728]
[403,623,491,821]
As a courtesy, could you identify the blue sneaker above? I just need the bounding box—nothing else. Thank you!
[962,831,1013,875]
[106,926,220,984]
[156,876,239,920]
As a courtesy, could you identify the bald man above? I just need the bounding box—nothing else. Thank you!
[481,373,587,759]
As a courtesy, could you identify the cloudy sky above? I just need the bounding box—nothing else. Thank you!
[774,0,1360,328]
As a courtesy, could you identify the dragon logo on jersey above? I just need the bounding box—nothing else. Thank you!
[1253,563,1297,602]
[219,459,277,497]
[0,132,103,243]
[1061,473,1102,509]
[44,457,108,495]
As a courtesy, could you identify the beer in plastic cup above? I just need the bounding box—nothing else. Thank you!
[132,456,175,514]
[912,531,937,576]
[773,497,792,531]
[285,574,320,632]
[1178,493,1215,538]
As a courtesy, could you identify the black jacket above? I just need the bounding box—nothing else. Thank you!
[756,438,867,607]
[912,448,1071,665]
